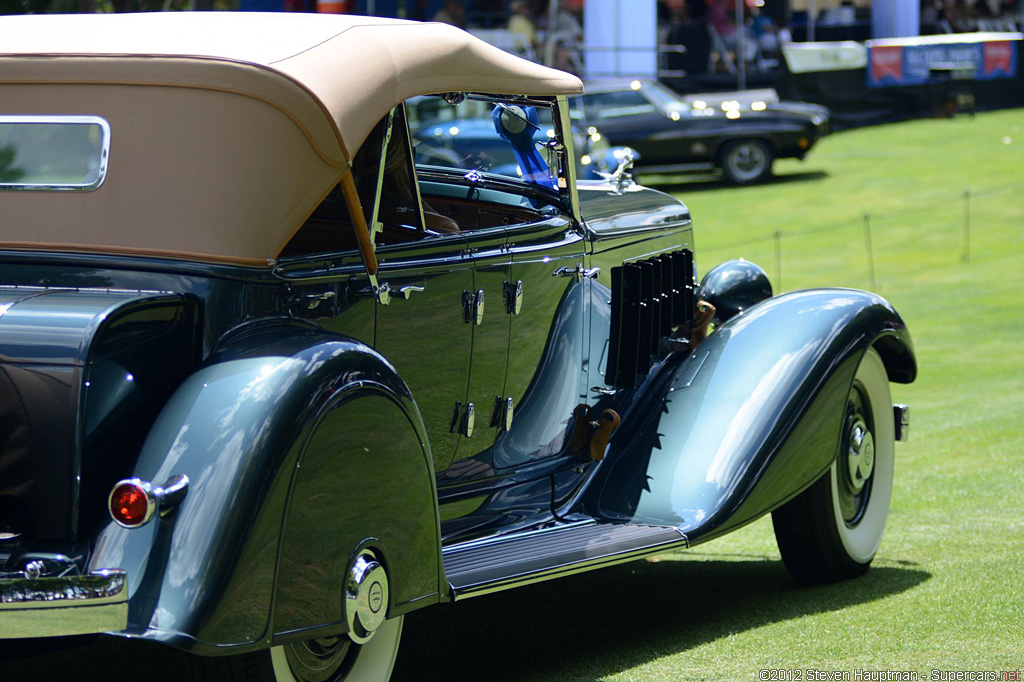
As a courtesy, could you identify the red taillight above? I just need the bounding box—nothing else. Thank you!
[109,480,155,528]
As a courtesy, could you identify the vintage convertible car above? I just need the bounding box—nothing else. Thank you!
[575,79,831,184]
[0,12,913,682]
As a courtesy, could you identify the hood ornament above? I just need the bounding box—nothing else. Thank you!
[597,148,637,195]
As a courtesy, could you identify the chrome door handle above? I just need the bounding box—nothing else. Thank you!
[303,291,336,309]
[552,264,600,282]
[553,265,577,278]
[398,285,425,299]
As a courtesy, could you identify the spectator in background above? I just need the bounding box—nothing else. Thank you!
[944,0,978,31]
[507,0,540,57]
[545,0,584,74]
[707,0,756,62]
[920,0,944,33]
[749,4,780,54]
[433,0,467,28]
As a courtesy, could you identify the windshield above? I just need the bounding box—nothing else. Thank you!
[407,96,560,189]
[637,81,689,114]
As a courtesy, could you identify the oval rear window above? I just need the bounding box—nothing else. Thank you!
[0,116,110,191]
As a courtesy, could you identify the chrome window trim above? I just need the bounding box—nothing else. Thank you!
[0,115,111,192]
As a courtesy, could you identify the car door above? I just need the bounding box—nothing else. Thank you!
[452,223,512,472]
[491,214,586,469]
[374,234,474,477]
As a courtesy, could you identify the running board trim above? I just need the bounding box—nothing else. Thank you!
[443,522,688,601]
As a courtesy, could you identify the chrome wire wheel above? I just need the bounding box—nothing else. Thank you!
[721,139,774,184]
[772,347,895,582]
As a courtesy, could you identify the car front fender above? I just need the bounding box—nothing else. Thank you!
[88,322,439,654]
[585,288,915,544]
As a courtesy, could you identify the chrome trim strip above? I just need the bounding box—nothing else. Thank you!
[632,161,717,174]
[554,95,583,228]
[442,519,596,557]
[0,115,111,192]
[0,569,127,610]
[449,529,688,601]
[0,569,128,638]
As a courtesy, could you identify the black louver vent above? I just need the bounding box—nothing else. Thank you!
[606,249,695,389]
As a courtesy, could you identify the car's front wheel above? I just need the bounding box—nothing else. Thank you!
[772,347,895,583]
[720,139,774,184]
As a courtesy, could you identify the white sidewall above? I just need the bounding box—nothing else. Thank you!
[270,615,404,682]
[830,347,894,564]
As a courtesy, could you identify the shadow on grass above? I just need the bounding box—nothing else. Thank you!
[0,557,928,681]
[639,170,830,194]
[391,556,929,682]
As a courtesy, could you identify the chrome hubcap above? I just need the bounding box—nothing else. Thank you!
[727,143,767,181]
[846,417,875,493]
[837,385,875,526]
[345,550,388,645]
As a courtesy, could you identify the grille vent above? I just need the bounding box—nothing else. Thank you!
[606,249,695,389]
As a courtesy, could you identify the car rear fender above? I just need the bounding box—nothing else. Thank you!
[584,289,915,545]
[88,321,440,654]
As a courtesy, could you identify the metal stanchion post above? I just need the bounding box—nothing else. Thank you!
[863,213,877,289]
[774,229,782,292]
[963,190,971,263]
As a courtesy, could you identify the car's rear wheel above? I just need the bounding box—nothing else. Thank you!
[720,139,774,184]
[190,616,403,682]
[190,548,402,682]
[270,615,403,682]
[772,347,895,583]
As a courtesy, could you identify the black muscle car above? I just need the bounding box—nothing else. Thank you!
[575,79,831,184]
[0,13,912,682]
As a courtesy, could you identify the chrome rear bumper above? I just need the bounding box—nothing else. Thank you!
[0,569,127,638]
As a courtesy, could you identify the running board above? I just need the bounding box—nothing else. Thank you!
[443,521,688,600]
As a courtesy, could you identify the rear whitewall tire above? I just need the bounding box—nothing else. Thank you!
[269,615,404,682]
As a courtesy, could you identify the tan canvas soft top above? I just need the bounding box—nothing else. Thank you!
[0,12,582,265]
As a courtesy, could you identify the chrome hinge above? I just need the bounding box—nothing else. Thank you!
[462,402,476,437]
[489,395,514,431]
[462,289,485,325]
[449,401,476,437]
[449,401,463,434]
[503,280,523,315]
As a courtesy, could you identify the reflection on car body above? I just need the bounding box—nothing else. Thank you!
[0,12,913,682]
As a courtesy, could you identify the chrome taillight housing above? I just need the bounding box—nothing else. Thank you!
[108,474,189,528]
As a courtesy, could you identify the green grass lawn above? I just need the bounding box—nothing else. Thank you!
[391,110,1024,681]
[3,111,1020,682]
